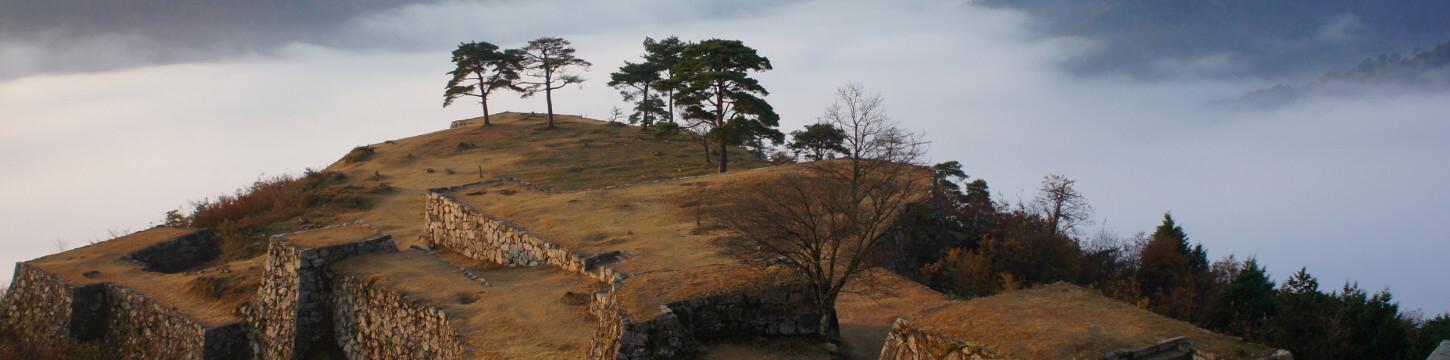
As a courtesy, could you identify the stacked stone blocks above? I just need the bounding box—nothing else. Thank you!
[123,229,223,273]
[587,279,821,360]
[329,269,466,359]
[424,189,622,284]
[0,231,250,360]
[247,225,398,359]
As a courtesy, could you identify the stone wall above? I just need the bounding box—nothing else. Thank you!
[424,188,622,284]
[123,229,222,273]
[0,263,80,351]
[101,285,248,360]
[329,271,465,359]
[247,227,397,360]
[877,317,1000,360]
[588,283,820,360]
[0,263,249,359]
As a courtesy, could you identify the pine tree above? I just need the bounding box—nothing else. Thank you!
[664,39,780,173]
[518,37,591,129]
[1207,257,1277,337]
[786,123,848,161]
[443,41,522,126]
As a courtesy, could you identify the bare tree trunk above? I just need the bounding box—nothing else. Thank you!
[701,136,712,164]
[715,90,728,173]
[641,84,652,130]
[718,142,729,173]
[667,89,675,123]
[481,96,491,126]
[545,86,555,128]
[817,297,843,344]
[477,80,491,126]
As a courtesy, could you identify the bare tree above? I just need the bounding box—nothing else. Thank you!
[1033,174,1093,237]
[518,37,591,129]
[711,83,926,346]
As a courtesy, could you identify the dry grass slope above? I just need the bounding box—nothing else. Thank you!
[910,284,1278,359]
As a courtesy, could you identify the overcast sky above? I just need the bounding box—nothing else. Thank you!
[1,0,1446,315]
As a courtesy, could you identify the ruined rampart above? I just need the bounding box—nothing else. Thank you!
[123,229,222,273]
[0,263,84,350]
[247,225,398,359]
[587,274,820,360]
[329,270,466,359]
[102,285,248,359]
[0,264,250,359]
[424,186,622,283]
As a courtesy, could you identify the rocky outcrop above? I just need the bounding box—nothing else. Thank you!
[877,317,999,360]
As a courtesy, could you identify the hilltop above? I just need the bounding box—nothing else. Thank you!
[0,112,1295,359]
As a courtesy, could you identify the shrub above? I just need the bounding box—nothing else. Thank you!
[182,170,388,260]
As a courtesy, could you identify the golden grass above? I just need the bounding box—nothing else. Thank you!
[26,228,260,327]
[29,112,959,358]
[698,337,836,360]
[319,112,768,252]
[279,224,383,248]
[335,249,602,360]
[836,269,953,360]
[447,166,793,275]
[614,264,791,320]
[908,284,1277,360]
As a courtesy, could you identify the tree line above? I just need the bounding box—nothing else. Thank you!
[893,169,1450,359]
[445,36,782,174]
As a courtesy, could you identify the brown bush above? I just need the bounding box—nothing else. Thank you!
[184,170,390,260]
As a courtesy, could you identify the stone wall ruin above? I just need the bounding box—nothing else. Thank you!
[424,184,623,284]
[246,225,399,359]
[586,274,821,360]
[0,230,248,359]
[329,269,466,359]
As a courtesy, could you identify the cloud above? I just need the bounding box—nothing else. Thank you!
[1,0,1447,315]
[1317,13,1368,44]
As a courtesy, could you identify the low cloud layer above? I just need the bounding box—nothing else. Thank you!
[1,0,1446,314]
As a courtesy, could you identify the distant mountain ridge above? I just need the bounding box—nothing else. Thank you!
[1223,39,1450,108]
[980,0,1450,78]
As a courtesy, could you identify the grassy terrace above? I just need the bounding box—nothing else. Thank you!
[322,112,768,252]
[335,249,600,359]
[27,227,260,327]
[909,284,1278,359]
[445,165,794,275]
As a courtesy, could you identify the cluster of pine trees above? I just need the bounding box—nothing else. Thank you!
[889,171,1449,359]
[446,36,782,174]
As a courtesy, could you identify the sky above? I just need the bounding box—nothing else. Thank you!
[1,0,1446,315]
